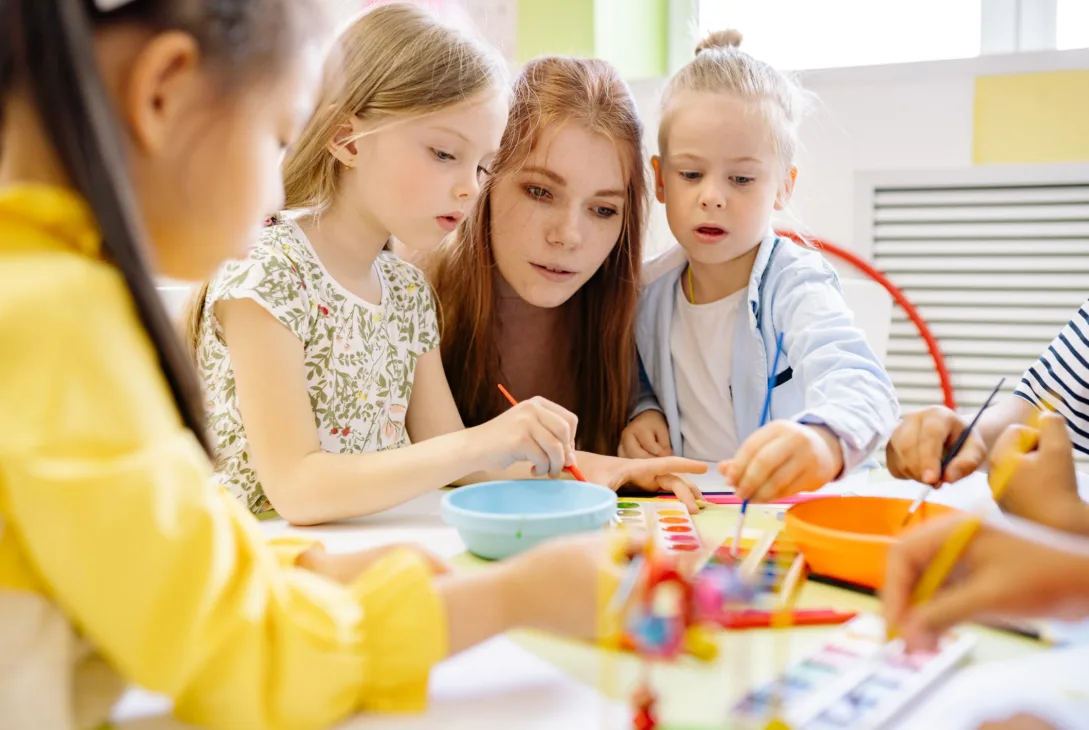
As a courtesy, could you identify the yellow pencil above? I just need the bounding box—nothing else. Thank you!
[909,515,982,605]
[893,406,1046,639]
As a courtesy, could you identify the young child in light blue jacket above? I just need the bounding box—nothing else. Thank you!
[621,29,899,502]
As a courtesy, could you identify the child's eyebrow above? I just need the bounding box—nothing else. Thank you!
[667,152,705,163]
[429,124,471,144]
[668,152,763,164]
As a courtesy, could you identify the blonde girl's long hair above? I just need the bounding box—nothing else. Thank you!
[183,2,507,358]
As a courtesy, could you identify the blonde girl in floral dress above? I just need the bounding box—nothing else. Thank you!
[188,4,707,524]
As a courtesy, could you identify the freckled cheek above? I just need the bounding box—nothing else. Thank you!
[584,222,622,270]
[498,196,544,242]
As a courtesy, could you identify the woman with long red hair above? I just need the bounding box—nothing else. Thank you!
[430,57,707,509]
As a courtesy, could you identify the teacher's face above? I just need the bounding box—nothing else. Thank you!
[489,123,626,308]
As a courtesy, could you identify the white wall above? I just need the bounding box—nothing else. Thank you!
[332,0,518,60]
[327,3,1089,267]
[628,47,1089,262]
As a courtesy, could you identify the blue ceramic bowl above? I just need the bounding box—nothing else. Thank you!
[441,480,618,560]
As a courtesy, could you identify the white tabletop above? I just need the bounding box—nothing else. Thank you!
[113,469,1089,729]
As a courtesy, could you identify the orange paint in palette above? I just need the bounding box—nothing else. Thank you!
[653,507,702,553]
[612,502,703,555]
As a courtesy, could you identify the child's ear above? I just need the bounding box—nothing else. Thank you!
[651,156,666,203]
[774,166,798,211]
[124,31,202,153]
[328,115,366,167]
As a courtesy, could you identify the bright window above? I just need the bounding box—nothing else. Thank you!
[698,0,982,71]
[1057,0,1089,50]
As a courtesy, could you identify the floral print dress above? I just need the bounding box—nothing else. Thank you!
[196,220,439,514]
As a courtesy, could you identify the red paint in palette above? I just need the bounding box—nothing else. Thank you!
[667,534,698,544]
[652,505,701,554]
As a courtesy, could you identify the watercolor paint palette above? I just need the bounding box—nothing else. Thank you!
[731,538,801,598]
[614,501,703,555]
[729,614,975,729]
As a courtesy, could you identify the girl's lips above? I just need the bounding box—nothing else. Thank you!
[531,262,576,282]
[694,225,728,244]
[437,214,463,232]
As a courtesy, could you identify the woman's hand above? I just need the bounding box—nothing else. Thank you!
[579,453,708,513]
[471,396,579,478]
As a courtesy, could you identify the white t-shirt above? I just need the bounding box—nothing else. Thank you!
[670,284,745,461]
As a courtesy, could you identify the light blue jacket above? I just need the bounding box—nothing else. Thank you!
[634,233,899,471]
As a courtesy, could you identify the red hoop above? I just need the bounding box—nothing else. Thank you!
[776,230,956,410]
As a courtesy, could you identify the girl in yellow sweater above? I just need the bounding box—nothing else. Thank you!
[0,1,628,728]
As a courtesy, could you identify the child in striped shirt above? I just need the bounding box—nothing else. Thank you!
[887,298,1089,534]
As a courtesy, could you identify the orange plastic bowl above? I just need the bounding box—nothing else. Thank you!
[783,496,960,590]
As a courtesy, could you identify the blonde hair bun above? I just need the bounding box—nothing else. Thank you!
[695,29,743,55]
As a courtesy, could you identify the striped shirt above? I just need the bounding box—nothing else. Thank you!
[1014,299,1089,456]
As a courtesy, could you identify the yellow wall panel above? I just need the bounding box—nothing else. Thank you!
[974,70,1089,165]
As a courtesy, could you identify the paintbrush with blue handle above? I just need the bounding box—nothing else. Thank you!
[731,332,785,558]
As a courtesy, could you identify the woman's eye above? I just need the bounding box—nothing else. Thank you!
[525,185,550,200]
[594,206,618,218]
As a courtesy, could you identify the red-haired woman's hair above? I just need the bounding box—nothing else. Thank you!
[430,57,647,456]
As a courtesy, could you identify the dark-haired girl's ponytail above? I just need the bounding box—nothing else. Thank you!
[16,0,213,455]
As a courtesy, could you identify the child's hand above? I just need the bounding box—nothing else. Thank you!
[990,413,1089,535]
[979,716,1058,730]
[883,515,1089,653]
[298,544,450,584]
[501,532,644,641]
[474,397,579,477]
[886,406,987,486]
[720,422,843,502]
[618,410,673,458]
[580,453,708,513]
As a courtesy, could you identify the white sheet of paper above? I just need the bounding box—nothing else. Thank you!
[338,636,629,730]
[822,469,1004,516]
[891,645,1089,730]
[261,491,467,558]
[676,461,733,493]
[113,637,628,730]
